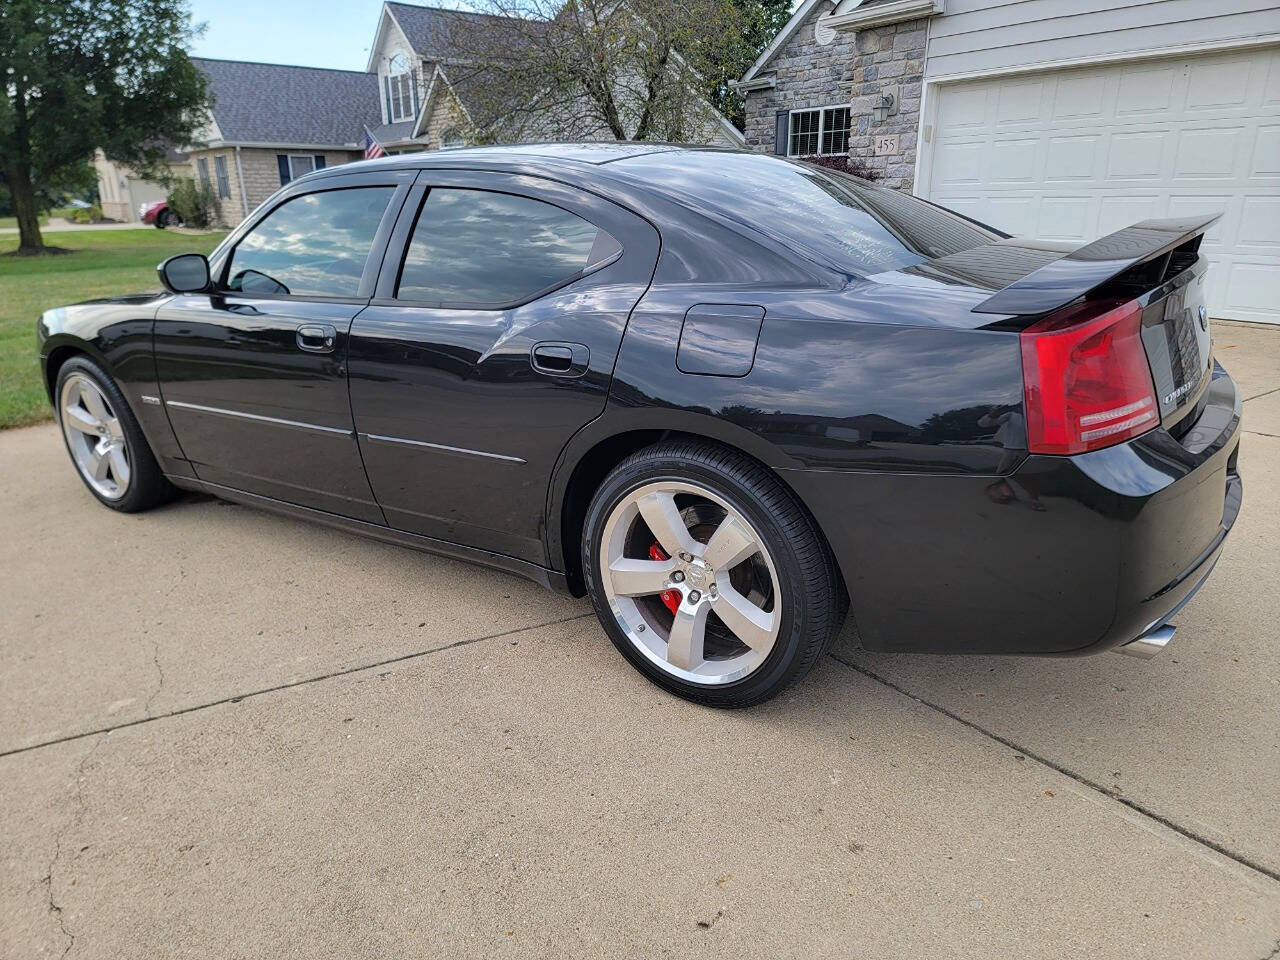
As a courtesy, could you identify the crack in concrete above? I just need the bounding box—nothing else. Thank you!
[144,641,166,719]
[42,735,105,958]
[828,652,1280,888]
[0,612,594,761]
[1245,430,1280,439]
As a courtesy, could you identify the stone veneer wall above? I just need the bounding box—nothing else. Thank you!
[743,11,929,192]
[189,147,363,227]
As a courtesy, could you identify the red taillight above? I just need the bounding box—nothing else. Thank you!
[1019,298,1158,455]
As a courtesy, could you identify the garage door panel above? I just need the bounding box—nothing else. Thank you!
[1239,197,1280,247]
[1052,74,1108,120]
[1186,56,1253,109]
[989,138,1039,182]
[1116,64,1179,116]
[927,46,1280,323]
[1106,131,1168,180]
[1252,126,1280,176]
[1174,128,1243,178]
[1222,262,1280,320]
[1038,196,1096,241]
[996,79,1045,124]
[1046,135,1100,181]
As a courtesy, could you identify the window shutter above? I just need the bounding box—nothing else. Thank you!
[775,111,789,156]
[384,75,393,124]
[410,69,420,116]
[313,155,326,169]
[277,154,291,185]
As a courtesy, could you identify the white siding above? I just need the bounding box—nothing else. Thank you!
[926,0,1280,79]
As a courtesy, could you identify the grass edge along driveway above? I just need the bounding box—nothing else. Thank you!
[0,229,226,429]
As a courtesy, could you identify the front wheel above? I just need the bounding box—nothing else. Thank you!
[55,356,176,513]
[583,440,844,708]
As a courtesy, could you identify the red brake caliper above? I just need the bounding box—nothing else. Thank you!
[649,542,682,615]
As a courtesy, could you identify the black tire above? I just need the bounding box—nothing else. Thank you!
[54,356,177,513]
[583,439,844,708]
[156,208,178,229]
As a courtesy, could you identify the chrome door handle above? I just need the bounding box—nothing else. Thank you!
[296,324,337,354]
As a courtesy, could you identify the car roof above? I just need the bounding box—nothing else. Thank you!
[348,141,735,169]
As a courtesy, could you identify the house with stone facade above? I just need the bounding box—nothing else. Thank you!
[735,0,1280,324]
[170,2,742,230]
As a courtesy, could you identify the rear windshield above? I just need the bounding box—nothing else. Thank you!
[617,152,1000,277]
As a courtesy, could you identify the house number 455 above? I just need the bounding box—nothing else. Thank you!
[873,135,900,156]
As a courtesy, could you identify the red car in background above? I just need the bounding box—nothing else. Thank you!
[140,200,179,228]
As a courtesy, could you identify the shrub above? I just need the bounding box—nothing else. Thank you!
[168,178,220,228]
[70,204,103,223]
[801,154,879,181]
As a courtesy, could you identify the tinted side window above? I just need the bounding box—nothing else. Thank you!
[397,189,613,305]
[226,187,395,297]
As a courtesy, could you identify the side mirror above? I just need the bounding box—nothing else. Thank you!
[158,253,211,294]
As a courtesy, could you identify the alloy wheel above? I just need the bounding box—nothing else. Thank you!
[59,373,131,500]
[599,480,782,685]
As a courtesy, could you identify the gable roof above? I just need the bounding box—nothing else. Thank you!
[193,58,378,147]
[740,0,835,84]
[385,2,521,62]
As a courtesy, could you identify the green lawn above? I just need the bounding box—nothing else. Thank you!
[0,214,49,229]
[0,229,226,428]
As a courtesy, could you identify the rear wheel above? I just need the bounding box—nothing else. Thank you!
[583,440,843,708]
[55,356,175,513]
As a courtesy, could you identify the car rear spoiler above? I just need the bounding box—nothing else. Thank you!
[971,213,1222,316]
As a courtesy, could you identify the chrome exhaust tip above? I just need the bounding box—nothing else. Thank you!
[1117,624,1176,659]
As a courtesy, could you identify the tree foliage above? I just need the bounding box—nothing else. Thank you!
[704,0,793,128]
[447,0,746,145]
[0,0,211,252]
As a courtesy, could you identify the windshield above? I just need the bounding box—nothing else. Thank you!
[615,152,1001,277]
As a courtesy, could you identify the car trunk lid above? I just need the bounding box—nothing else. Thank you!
[902,215,1219,432]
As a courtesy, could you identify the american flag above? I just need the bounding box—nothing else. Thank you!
[364,128,386,161]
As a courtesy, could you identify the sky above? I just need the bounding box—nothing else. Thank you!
[186,0,477,71]
[187,0,804,71]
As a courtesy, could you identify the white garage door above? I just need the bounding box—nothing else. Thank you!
[924,46,1280,324]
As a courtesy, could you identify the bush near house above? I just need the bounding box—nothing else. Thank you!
[168,178,220,229]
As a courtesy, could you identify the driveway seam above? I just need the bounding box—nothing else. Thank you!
[1243,385,1280,403]
[829,652,1280,888]
[0,612,593,761]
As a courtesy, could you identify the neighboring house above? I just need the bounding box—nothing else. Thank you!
[175,3,743,230]
[186,59,378,225]
[365,2,745,152]
[736,0,1280,325]
[94,146,191,222]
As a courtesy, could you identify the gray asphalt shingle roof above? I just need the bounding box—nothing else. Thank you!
[194,57,379,147]
[384,3,520,61]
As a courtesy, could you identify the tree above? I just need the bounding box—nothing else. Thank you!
[0,0,210,254]
[447,0,744,145]
[704,0,792,128]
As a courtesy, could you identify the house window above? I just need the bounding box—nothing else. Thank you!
[197,157,211,188]
[789,106,852,157]
[387,54,415,123]
[440,127,465,150]
[214,155,231,199]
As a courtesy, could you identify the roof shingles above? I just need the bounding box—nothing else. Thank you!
[194,58,378,147]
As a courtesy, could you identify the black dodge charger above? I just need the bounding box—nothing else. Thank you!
[37,144,1243,707]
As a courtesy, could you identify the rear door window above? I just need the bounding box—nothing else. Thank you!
[225,187,395,297]
[396,188,620,306]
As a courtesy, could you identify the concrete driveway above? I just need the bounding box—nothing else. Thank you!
[2,321,1278,959]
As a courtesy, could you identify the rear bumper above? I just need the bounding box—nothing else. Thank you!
[785,362,1242,655]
